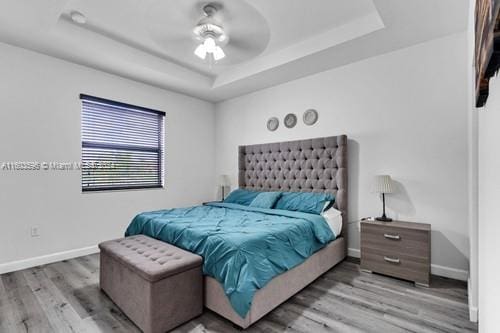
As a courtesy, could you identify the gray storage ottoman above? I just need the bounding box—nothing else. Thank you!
[99,235,203,333]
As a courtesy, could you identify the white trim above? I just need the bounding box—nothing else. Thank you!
[468,277,479,322]
[466,0,479,320]
[0,245,99,274]
[1,245,470,283]
[431,264,469,281]
[469,306,478,323]
[348,247,361,258]
[348,247,469,281]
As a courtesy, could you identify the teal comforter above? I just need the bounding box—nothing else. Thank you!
[125,202,335,318]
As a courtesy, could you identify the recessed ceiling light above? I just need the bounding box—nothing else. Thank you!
[70,11,86,24]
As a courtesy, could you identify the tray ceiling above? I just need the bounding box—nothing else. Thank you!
[0,0,469,102]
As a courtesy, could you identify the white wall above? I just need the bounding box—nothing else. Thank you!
[0,42,216,267]
[478,75,500,332]
[215,32,470,277]
[466,0,478,321]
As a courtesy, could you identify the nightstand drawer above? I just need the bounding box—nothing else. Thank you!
[361,247,429,285]
[361,223,429,258]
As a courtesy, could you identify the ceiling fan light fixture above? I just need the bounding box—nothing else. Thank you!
[193,23,226,41]
[194,37,225,61]
[193,3,227,62]
[194,44,207,59]
[203,37,216,53]
[213,46,225,61]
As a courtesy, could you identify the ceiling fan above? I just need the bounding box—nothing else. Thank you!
[147,0,270,68]
[192,4,227,61]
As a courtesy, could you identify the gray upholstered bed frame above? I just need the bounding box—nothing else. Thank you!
[205,135,348,328]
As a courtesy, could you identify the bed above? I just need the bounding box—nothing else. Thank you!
[126,135,348,328]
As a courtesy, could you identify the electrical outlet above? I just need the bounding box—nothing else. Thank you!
[31,226,40,237]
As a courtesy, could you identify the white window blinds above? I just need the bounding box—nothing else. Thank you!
[80,94,165,191]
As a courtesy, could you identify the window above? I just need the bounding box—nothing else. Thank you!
[80,94,165,191]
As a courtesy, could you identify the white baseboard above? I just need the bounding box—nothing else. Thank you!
[347,247,469,281]
[0,245,100,275]
[467,277,479,322]
[0,245,470,283]
[430,264,469,281]
[348,248,361,258]
[468,306,478,322]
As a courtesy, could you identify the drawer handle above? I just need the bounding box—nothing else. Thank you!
[384,233,400,240]
[384,256,400,264]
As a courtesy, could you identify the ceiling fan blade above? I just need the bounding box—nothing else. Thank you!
[228,37,265,53]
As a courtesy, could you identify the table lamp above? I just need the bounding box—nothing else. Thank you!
[373,175,394,222]
[219,175,231,201]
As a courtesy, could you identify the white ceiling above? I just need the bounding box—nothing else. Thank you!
[0,0,469,102]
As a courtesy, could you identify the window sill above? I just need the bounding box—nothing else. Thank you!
[82,186,165,193]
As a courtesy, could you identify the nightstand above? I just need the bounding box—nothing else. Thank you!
[360,220,431,287]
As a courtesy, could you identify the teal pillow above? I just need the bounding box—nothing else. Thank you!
[223,189,260,205]
[274,192,334,215]
[249,192,282,209]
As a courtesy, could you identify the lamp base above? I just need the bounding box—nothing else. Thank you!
[376,216,393,222]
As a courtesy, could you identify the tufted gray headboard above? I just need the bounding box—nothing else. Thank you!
[238,135,348,237]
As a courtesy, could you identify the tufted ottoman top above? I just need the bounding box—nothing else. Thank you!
[99,235,202,282]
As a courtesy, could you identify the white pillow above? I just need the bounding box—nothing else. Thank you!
[322,201,332,212]
[321,207,342,238]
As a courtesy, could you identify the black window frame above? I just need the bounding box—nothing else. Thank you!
[80,94,165,192]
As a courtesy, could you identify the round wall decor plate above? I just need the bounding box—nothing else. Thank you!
[267,117,279,131]
[284,113,297,128]
[303,109,318,126]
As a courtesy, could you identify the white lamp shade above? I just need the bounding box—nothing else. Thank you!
[213,46,225,61]
[203,37,216,53]
[194,44,207,59]
[373,175,394,194]
[219,175,231,186]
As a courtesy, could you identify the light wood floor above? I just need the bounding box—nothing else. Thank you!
[0,254,477,333]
